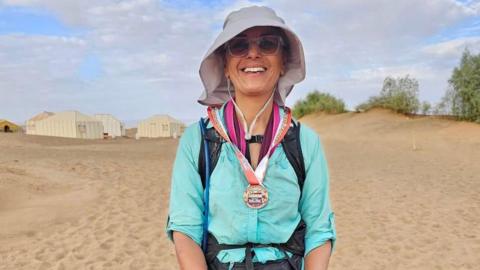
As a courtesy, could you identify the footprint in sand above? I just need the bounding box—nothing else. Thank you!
[38,262,52,270]
[105,223,120,235]
[56,261,66,270]
[99,239,114,250]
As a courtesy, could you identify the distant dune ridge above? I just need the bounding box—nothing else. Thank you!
[0,109,479,269]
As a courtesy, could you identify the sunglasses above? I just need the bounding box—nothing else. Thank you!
[225,35,285,57]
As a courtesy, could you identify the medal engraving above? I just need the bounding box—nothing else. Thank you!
[243,185,268,209]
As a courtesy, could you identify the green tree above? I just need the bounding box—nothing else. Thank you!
[356,75,420,114]
[292,91,346,119]
[434,86,455,115]
[421,101,431,115]
[445,49,480,122]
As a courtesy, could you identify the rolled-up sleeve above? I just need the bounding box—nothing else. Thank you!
[299,125,336,256]
[166,123,205,246]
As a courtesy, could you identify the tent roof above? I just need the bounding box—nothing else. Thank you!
[94,114,122,121]
[145,114,184,124]
[0,119,20,127]
[94,113,116,117]
[41,111,101,122]
[29,111,55,121]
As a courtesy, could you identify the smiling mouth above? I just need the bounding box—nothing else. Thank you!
[241,67,267,74]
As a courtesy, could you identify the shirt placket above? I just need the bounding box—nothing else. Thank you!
[247,208,258,242]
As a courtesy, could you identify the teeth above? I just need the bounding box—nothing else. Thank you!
[243,67,266,73]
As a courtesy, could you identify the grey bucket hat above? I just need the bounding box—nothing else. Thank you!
[198,6,306,107]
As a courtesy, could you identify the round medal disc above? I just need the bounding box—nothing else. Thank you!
[243,185,269,209]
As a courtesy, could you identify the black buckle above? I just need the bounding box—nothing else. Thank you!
[246,135,264,144]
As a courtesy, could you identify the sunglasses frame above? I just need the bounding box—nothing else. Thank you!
[225,35,285,58]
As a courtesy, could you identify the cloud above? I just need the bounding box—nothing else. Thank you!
[422,36,480,56]
[0,0,479,123]
[2,0,100,26]
[1,0,217,123]
[260,0,479,108]
[0,34,87,91]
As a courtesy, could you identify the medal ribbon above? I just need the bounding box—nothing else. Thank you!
[207,106,292,186]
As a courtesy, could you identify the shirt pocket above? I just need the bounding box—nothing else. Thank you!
[207,149,246,225]
[209,149,243,189]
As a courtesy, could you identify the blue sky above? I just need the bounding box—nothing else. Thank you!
[0,6,83,36]
[0,0,479,125]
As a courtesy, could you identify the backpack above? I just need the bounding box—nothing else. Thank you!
[198,118,306,193]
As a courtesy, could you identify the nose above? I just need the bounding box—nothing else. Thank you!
[246,41,261,58]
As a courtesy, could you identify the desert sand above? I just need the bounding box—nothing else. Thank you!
[1,109,479,270]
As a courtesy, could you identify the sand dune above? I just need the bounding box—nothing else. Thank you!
[1,110,479,269]
[0,135,177,270]
[302,109,480,270]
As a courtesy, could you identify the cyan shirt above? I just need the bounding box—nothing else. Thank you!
[166,105,336,266]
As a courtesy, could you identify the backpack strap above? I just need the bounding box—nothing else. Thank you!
[198,118,224,189]
[198,118,306,192]
[281,121,306,192]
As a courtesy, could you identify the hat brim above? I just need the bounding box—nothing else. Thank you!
[198,12,305,107]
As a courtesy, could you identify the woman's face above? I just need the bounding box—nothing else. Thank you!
[224,26,285,98]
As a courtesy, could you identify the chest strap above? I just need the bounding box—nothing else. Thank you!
[246,135,264,144]
[205,220,305,270]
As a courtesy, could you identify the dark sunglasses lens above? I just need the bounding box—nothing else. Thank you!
[229,38,249,56]
[258,37,279,54]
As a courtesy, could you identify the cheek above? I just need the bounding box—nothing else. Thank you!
[270,56,284,75]
[224,57,237,77]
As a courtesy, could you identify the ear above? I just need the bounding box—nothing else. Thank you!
[224,61,230,79]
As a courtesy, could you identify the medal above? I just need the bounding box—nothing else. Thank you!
[207,105,291,209]
[243,185,269,209]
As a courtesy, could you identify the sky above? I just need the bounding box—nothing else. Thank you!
[1,0,479,126]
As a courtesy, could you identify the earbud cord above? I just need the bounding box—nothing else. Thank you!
[227,78,275,140]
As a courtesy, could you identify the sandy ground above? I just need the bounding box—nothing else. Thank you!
[1,109,479,270]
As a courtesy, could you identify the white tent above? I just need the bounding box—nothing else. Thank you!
[136,115,185,139]
[94,114,125,138]
[26,111,55,135]
[31,111,104,139]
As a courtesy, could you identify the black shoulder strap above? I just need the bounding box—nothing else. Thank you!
[198,119,306,192]
[281,121,306,192]
[198,118,223,189]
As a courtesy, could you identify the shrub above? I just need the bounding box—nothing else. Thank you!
[443,49,480,122]
[292,91,346,119]
[356,75,420,114]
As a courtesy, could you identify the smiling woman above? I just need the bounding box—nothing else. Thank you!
[224,27,286,109]
[167,6,336,270]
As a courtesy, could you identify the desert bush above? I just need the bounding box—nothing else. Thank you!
[356,75,420,114]
[292,91,346,119]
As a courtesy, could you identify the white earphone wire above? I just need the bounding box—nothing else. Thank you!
[226,78,275,140]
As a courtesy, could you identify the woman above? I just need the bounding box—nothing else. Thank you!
[167,6,336,270]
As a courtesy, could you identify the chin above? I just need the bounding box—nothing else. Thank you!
[239,87,273,97]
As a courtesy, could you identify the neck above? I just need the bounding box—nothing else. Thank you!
[234,91,274,135]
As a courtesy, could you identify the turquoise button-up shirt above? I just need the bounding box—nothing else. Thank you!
[166,105,336,266]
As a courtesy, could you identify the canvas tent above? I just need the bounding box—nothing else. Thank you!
[136,115,185,139]
[94,114,125,138]
[30,111,103,139]
[26,111,55,135]
[0,119,21,133]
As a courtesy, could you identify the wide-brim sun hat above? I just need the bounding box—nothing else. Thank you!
[198,5,306,107]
